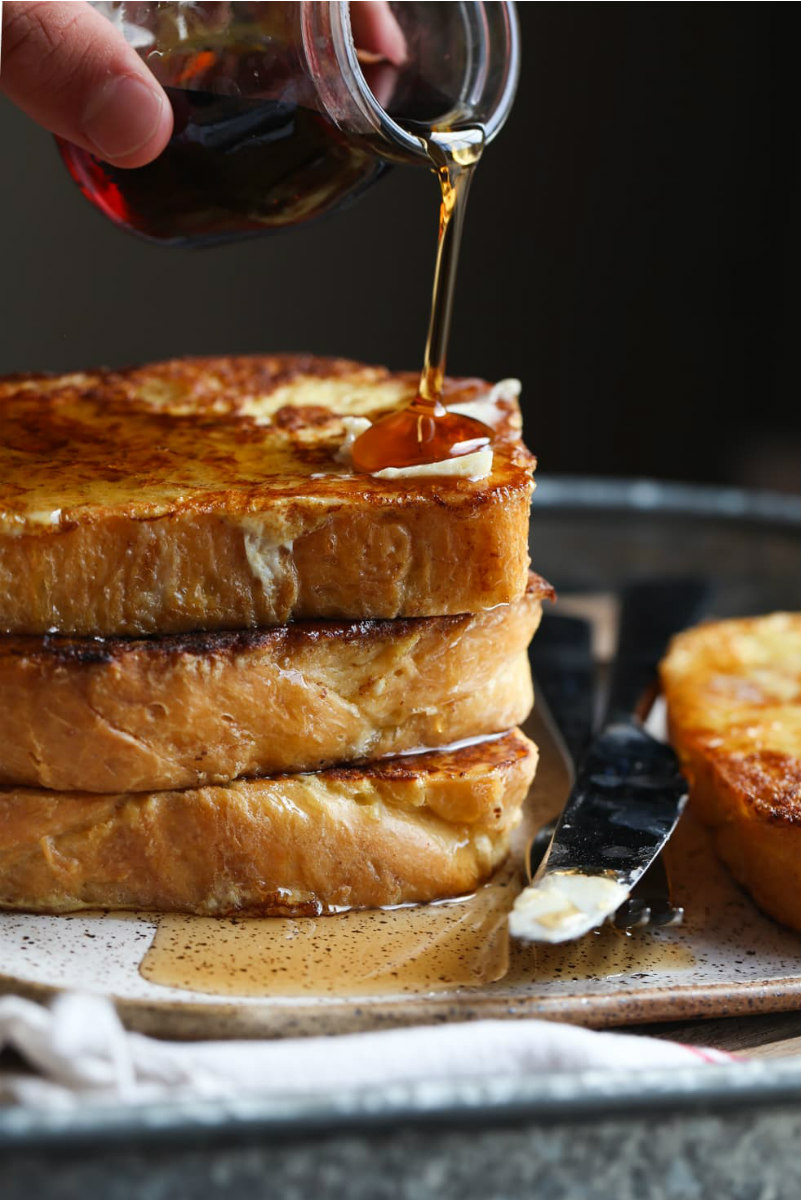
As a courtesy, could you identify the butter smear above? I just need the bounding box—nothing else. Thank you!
[509,871,631,944]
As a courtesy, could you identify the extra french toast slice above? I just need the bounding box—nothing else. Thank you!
[0,574,550,792]
[660,613,801,931]
[0,356,535,636]
[0,729,537,916]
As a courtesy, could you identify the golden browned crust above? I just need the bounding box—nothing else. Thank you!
[0,356,535,635]
[0,729,538,916]
[661,613,801,931]
[0,575,550,792]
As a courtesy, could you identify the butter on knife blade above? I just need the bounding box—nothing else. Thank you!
[509,871,631,944]
[509,717,688,946]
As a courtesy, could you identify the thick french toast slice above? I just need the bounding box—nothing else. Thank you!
[660,613,801,931]
[0,729,537,915]
[0,575,550,792]
[0,356,535,635]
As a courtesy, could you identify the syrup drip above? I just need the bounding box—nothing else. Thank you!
[351,127,493,473]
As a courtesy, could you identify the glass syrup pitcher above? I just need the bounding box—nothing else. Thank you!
[58,1,520,247]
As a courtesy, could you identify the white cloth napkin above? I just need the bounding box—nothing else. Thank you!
[0,992,735,1110]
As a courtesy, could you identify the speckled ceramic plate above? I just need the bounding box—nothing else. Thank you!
[3,478,801,1040]
[1,691,800,1040]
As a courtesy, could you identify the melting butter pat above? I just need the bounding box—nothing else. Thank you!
[0,508,63,534]
[448,378,522,428]
[335,416,373,464]
[26,508,62,526]
[509,871,631,944]
[371,448,493,481]
[335,415,493,480]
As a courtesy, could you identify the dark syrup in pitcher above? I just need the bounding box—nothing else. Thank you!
[58,87,385,247]
[57,51,456,249]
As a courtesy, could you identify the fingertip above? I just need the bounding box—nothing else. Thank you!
[0,2,174,167]
[351,2,408,68]
[80,74,173,168]
[378,18,407,67]
[110,87,173,169]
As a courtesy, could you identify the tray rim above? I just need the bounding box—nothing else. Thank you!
[533,474,801,526]
[2,1056,801,1150]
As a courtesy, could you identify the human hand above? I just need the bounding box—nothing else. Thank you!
[0,1,172,168]
[0,1,406,170]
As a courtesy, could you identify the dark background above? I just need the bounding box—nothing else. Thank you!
[1,4,799,488]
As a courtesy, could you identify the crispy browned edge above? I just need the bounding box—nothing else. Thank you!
[666,729,801,932]
[0,572,554,664]
[0,573,548,792]
[662,618,801,933]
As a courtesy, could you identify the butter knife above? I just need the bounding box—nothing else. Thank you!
[527,612,683,930]
[510,579,707,944]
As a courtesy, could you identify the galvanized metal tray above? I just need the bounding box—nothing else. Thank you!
[2,478,801,1192]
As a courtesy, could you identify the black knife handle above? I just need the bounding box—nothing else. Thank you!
[529,613,595,766]
[605,578,710,725]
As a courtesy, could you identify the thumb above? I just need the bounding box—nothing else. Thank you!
[0,1,172,168]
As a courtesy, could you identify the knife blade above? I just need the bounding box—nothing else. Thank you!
[510,579,708,944]
[527,612,683,930]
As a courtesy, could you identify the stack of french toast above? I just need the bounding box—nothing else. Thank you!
[0,355,546,916]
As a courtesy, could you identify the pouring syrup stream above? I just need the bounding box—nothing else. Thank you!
[351,127,493,473]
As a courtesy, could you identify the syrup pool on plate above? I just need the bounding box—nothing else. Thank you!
[140,877,516,998]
